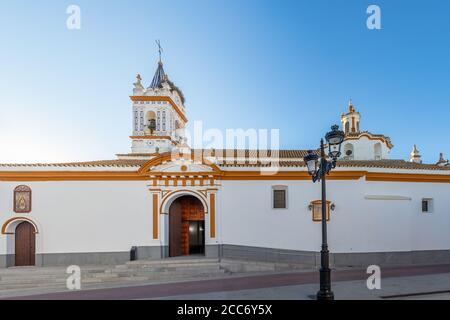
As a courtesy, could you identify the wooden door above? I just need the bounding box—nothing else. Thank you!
[169,196,205,257]
[181,221,190,256]
[15,222,35,266]
[179,196,205,255]
[169,201,183,257]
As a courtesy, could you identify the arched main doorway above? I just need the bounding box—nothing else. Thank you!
[15,221,36,266]
[169,196,205,257]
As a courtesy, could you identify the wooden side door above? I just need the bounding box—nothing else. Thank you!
[15,222,35,267]
[169,201,183,257]
[180,196,205,255]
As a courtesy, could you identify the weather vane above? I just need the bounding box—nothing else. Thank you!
[156,40,163,63]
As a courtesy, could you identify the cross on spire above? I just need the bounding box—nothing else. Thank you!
[348,99,355,113]
[156,40,163,64]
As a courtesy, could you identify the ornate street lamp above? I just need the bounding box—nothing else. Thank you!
[303,125,345,301]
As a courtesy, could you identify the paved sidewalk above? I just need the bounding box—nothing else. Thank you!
[2,264,450,300]
[156,273,450,300]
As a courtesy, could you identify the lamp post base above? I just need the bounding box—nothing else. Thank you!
[316,266,334,300]
[316,290,334,301]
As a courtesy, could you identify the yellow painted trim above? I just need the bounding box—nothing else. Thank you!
[130,135,172,140]
[159,189,208,215]
[210,193,216,239]
[1,217,39,235]
[153,194,158,239]
[0,170,448,183]
[345,134,393,149]
[130,96,188,123]
[138,152,222,175]
[366,172,450,183]
[149,172,219,178]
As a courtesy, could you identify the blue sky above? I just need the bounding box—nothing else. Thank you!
[0,0,449,163]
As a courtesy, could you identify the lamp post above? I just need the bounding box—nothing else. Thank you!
[303,125,345,301]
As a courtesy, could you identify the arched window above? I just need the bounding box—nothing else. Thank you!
[14,185,32,213]
[374,143,382,160]
[344,143,354,160]
[345,122,350,134]
[145,111,156,123]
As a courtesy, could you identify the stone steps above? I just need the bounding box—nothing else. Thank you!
[0,267,107,277]
[0,272,230,292]
[220,258,313,273]
[0,258,312,293]
[0,270,233,293]
[0,258,230,292]
[0,283,68,291]
[110,264,221,272]
[124,258,219,267]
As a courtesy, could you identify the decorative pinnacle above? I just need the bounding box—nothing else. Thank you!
[348,99,355,113]
[134,73,143,89]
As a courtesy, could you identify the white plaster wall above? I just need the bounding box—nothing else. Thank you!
[0,181,156,255]
[220,180,325,252]
[340,137,390,160]
[363,182,450,251]
[220,179,450,253]
[131,139,172,153]
[2,177,450,257]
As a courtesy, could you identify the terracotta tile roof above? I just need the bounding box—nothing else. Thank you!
[192,149,316,159]
[336,160,450,171]
[219,159,450,171]
[0,160,147,168]
[1,151,449,171]
[116,153,158,157]
[116,149,316,159]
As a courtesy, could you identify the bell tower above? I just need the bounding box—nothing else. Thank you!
[341,100,361,135]
[129,47,188,154]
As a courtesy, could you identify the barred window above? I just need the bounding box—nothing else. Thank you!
[139,111,144,131]
[272,186,288,209]
[157,111,161,131]
[422,198,433,213]
[162,111,166,131]
[134,111,138,131]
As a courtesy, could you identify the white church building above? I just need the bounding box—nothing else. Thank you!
[1,60,450,269]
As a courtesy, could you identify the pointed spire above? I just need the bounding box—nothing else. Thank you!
[149,61,166,89]
[410,145,422,163]
[148,40,167,89]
